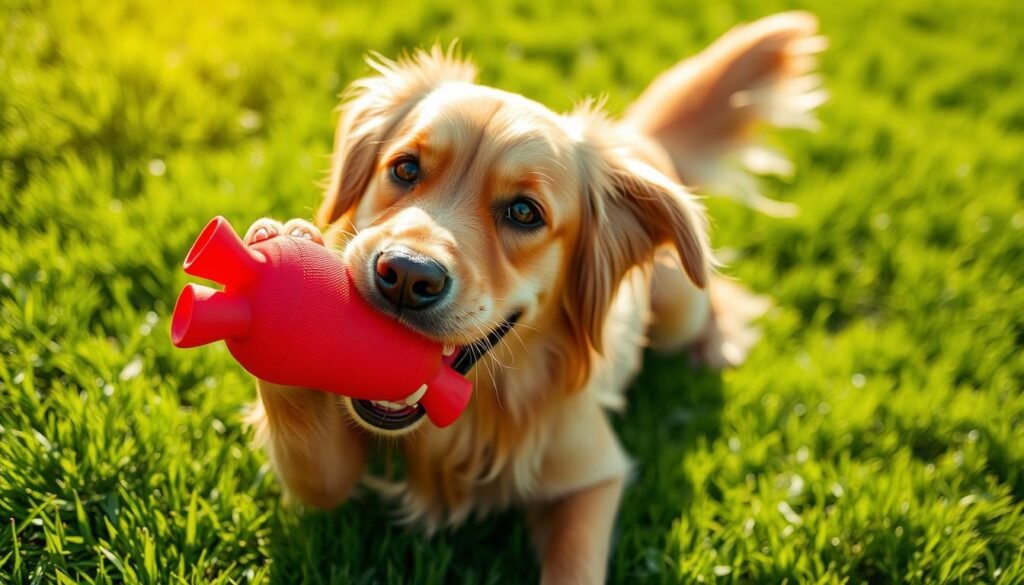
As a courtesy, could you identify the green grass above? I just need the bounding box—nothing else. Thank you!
[1,0,1022,582]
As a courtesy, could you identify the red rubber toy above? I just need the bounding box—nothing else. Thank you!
[170,216,471,428]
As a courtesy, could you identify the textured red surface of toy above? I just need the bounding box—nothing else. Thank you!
[170,216,471,428]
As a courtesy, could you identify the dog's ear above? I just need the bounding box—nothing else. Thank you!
[563,112,711,354]
[317,46,476,227]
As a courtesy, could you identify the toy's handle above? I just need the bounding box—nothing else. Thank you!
[421,365,473,428]
[183,216,264,287]
[171,284,252,348]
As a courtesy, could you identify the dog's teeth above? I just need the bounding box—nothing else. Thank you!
[442,344,456,357]
[371,400,406,411]
[404,384,428,406]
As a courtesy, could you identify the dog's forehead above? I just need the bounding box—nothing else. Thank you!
[411,84,565,150]
[418,82,561,123]
[407,83,577,188]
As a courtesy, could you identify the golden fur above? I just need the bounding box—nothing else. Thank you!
[245,12,824,582]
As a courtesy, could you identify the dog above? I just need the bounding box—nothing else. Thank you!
[244,12,825,583]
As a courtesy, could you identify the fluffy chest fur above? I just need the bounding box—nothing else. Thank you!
[371,269,650,530]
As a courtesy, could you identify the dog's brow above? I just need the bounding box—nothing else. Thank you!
[451,101,505,187]
[496,169,554,191]
[493,140,561,188]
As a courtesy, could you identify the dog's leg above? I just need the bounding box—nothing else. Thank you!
[249,381,366,509]
[528,396,631,584]
[647,249,770,368]
[647,248,712,352]
[242,218,365,508]
[530,476,625,585]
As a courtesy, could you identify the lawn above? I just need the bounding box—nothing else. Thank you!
[1,0,1023,582]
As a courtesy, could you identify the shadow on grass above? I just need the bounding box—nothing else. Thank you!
[611,352,725,582]
[268,497,536,585]
[266,351,723,584]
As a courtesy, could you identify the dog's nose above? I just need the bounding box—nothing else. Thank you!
[373,247,450,311]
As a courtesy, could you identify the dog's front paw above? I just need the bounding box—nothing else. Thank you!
[244,218,324,246]
[244,218,284,245]
[281,219,324,245]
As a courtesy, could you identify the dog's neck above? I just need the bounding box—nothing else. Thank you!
[467,311,588,417]
[396,314,589,527]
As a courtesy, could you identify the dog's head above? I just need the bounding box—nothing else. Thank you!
[321,48,710,435]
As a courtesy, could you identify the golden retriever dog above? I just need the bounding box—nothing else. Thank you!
[245,12,824,583]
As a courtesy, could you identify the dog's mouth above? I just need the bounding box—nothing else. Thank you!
[349,313,521,433]
[351,391,427,431]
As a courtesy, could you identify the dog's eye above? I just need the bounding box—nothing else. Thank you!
[391,159,420,184]
[504,198,544,229]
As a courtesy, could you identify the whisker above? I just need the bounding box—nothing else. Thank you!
[453,311,511,413]
[472,335,504,412]
[488,358,504,412]
[514,323,542,334]
[481,316,519,367]
[506,324,529,354]
[469,318,511,370]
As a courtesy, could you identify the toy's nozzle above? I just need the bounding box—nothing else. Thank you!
[420,366,473,428]
[171,283,252,348]
[183,216,263,287]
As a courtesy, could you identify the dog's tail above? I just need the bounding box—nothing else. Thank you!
[623,11,827,216]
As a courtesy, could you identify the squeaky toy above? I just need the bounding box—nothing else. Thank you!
[170,216,472,428]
